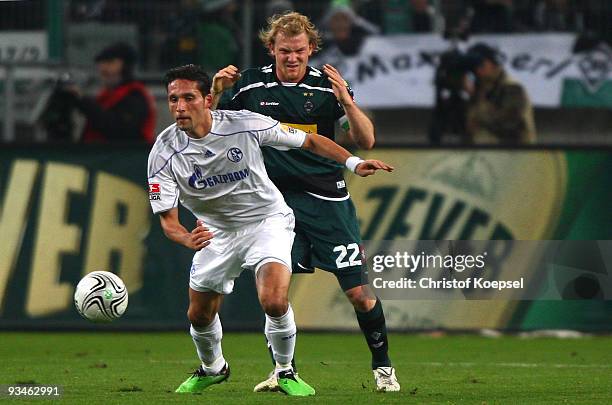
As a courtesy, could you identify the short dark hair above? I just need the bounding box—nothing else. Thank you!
[466,43,502,68]
[95,42,137,65]
[163,64,211,96]
[95,42,137,79]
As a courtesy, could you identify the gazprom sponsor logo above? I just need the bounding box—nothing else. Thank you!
[188,165,250,190]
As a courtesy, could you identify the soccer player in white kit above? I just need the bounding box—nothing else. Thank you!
[148,65,393,396]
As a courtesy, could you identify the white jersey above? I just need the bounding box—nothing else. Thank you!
[147,109,306,230]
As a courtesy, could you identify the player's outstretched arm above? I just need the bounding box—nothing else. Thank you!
[211,65,241,109]
[159,208,214,250]
[301,133,393,177]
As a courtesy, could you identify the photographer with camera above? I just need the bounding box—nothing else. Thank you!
[464,43,536,144]
[55,42,156,143]
[428,48,471,145]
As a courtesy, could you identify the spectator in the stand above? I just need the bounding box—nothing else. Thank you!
[470,0,514,33]
[465,43,536,144]
[67,43,157,143]
[322,1,380,57]
[197,0,241,74]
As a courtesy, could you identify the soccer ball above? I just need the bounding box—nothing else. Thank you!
[74,271,128,323]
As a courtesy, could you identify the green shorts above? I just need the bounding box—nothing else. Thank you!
[282,191,367,291]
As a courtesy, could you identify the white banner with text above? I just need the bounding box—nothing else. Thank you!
[313,33,612,108]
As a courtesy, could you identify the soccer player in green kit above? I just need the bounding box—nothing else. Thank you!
[211,12,400,392]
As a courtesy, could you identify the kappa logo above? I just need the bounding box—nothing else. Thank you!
[148,183,161,200]
[227,147,243,162]
[260,101,280,106]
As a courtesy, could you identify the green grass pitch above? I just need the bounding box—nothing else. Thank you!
[1,332,611,404]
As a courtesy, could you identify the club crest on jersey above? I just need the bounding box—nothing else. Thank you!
[303,100,314,113]
[148,183,161,200]
[227,147,243,163]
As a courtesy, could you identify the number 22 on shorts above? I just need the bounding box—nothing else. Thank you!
[333,243,363,269]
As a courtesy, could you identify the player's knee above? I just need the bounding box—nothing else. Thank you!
[187,306,215,327]
[345,286,375,312]
[260,295,288,317]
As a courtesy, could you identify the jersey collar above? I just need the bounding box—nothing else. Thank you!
[272,64,313,86]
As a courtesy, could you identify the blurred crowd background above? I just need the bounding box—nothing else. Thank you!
[0,0,610,145]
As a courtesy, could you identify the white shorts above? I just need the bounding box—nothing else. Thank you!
[189,212,295,294]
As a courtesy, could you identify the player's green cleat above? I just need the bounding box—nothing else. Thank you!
[175,363,230,393]
[276,369,315,396]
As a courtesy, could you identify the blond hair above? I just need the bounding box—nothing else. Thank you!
[259,12,322,53]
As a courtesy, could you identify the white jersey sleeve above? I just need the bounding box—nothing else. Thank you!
[249,112,306,151]
[147,139,180,214]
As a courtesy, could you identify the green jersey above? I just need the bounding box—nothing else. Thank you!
[218,64,352,199]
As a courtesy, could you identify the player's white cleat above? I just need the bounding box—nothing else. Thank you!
[373,366,401,392]
[253,370,280,392]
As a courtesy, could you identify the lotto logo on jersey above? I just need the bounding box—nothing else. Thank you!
[149,183,161,200]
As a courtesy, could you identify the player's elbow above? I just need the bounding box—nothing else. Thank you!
[161,226,173,240]
[349,128,375,150]
[159,215,176,240]
[358,137,375,150]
